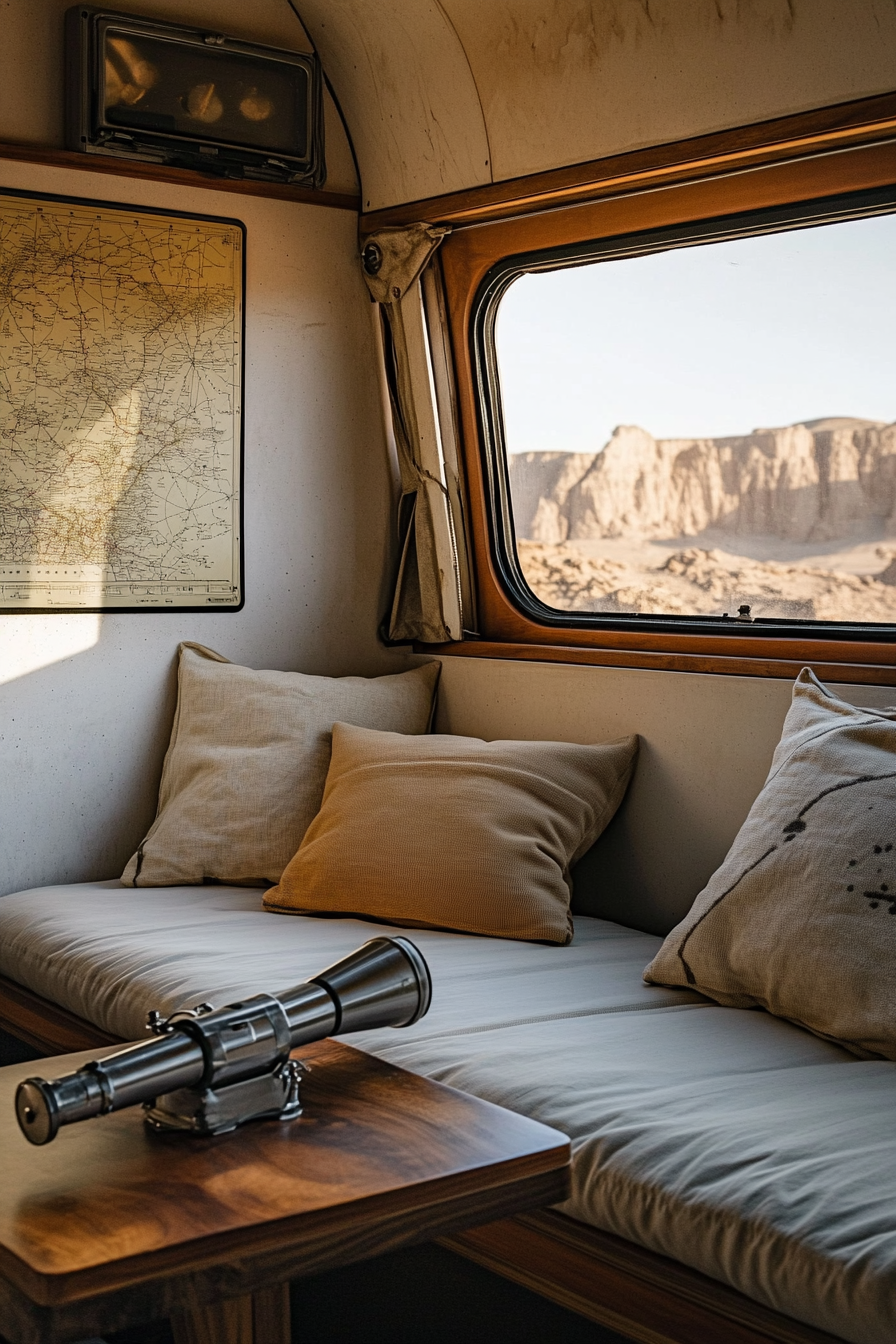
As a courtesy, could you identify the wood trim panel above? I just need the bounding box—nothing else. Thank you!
[0,1176,573,1342]
[432,124,896,678]
[442,1211,846,1344]
[0,973,120,1054]
[418,639,896,686]
[361,91,896,231]
[0,140,360,211]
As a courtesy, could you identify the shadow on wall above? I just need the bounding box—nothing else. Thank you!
[0,314,212,896]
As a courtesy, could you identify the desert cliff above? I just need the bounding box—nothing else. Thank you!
[508,419,896,622]
[509,418,896,545]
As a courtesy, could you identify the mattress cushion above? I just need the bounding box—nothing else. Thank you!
[1,881,894,1343]
[0,881,696,1039]
[371,1005,894,1344]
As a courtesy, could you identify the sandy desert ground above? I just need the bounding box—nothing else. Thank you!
[518,537,896,622]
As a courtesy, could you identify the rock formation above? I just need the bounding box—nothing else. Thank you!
[509,419,896,544]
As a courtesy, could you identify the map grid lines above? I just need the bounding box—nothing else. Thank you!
[0,188,243,610]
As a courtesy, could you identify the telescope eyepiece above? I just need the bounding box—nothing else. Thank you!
[16,1079,60,1146]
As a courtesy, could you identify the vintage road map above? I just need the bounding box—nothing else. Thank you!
[0,192,242,609]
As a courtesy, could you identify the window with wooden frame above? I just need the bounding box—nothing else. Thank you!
[486,200,896,633]
[364,93,896,684]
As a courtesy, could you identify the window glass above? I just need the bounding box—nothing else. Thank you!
[495,211,896,625]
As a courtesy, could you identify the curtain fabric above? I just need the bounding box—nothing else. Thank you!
[361,223,468,644]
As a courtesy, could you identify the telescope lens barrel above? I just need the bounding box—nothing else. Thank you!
[85,1033,206,1109]
[277,980,339,1047]
[310,936,432,1036]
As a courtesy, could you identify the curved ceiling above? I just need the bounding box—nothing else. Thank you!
[295,0,896,212]
[6,1,893,212]
[296,0,491,211]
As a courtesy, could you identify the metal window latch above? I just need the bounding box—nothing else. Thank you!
[735,604,753,622]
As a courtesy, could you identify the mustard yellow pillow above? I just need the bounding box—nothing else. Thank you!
[264,723,639,943]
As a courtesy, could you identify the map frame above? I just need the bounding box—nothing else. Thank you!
[0,186,245,614]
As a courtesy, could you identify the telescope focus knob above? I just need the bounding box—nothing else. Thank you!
[147,1002,215,1035]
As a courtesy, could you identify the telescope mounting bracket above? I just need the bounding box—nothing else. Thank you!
[144,1056,307,1135]
[145,1002,215,1035]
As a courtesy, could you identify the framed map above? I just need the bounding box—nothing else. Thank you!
[0,189,243,611]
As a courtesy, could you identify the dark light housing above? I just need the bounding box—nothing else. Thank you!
[65,7,324,187]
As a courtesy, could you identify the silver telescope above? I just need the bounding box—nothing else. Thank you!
[15,936,431,1145]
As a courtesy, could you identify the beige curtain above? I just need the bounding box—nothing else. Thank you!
[362,224,472,643]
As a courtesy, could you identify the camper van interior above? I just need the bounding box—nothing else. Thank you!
[0,3,895,1342]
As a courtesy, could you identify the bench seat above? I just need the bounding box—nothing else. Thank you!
[1,881,894,1343]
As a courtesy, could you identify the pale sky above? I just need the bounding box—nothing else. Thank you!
[495,211,896,454]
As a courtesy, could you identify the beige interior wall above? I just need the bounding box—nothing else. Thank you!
[296,0,896,210]
[2,0,894,910]
[435,657,896,935]
[0,140,401,897]
[442,0,896,184]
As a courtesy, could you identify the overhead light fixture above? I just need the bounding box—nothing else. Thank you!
[66,6,325,187]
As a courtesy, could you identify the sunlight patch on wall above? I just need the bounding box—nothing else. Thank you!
[0,615,101,684]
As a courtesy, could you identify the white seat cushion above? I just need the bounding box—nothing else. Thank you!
[1,882,893,1343]
[0,881,694,1038]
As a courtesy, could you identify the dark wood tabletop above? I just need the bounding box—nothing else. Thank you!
[0,1039,570,1344]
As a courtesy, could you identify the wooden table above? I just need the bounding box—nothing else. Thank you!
[0,1039,570,1344]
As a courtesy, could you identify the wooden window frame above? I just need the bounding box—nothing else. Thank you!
[363,93,896,683]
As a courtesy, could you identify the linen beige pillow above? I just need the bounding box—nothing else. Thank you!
[645,668,896,1059]
[122,645,440,887]
[264,722,639,944]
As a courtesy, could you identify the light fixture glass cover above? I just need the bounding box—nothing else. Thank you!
[66,7,324,187]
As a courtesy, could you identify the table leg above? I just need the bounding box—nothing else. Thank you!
[170,1283,290,1344]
